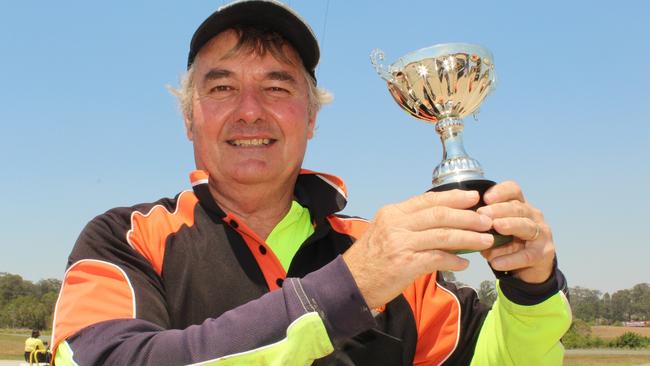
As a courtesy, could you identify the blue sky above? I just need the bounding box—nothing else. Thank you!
[1,1,648,294]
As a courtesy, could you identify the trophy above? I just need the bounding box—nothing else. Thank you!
[370,43,511,250]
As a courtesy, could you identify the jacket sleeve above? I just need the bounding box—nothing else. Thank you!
[51,213,375,366]
[404,263,571,365]
[470,266,572,366]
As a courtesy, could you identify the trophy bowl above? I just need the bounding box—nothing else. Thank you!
[371,43,511,251]
[372,43,495,123]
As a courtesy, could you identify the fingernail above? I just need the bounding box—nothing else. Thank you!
[479,207,492,217]
[465,190,478,199]
[481,233,494,245]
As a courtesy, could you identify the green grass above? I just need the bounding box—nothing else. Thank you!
[0,329,52,360]
[0,332,27,360]
[564,355,650,366]
[4,327,650,364]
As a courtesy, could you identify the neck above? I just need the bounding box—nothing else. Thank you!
[208,179,295,240]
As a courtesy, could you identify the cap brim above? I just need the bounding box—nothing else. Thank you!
[187,0,319,79]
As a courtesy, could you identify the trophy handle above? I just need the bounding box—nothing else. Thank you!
[370,48,393,82]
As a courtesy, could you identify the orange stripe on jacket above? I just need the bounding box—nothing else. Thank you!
[326,216,385,311]
[333,209,463,362]
[190,170,209,185]
[51,259,136,359]
[403,273,460,365]
[326,216,369,241]
[300,169,348,199]
[127,190,198,275]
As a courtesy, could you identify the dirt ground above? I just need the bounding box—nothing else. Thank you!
[592,326,650,339]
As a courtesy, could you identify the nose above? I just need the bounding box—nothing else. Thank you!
[236,87,264,123]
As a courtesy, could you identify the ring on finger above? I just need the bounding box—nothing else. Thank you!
[529,224,541,241]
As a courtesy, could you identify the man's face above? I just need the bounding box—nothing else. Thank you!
[188,30,315,187]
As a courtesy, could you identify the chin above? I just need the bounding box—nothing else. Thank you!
[234,164,300,185]
[229,164,275,182]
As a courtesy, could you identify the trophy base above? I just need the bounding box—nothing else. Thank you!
[428,179,513,254]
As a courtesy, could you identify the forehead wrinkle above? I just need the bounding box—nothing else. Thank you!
[220,39,300,69]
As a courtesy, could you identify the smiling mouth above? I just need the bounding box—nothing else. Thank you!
[227,138,276,147]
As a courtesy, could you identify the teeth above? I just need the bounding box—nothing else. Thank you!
[230,138,271,146]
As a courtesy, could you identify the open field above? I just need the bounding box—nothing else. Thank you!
[0,330,50,361]
[1,328,649,364]
[0,350,642,365]
[565,349,650,366]
[593,326,650,340]
[0,332,26,360]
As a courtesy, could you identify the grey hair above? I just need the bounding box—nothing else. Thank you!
[168,60,333,125]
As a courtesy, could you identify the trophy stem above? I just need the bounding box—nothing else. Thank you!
[437,118,470,161]
[432,118,485,187]
[430,118,513,252]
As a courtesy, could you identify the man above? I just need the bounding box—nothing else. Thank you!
[51,1,571,365]
[24,329,50,364]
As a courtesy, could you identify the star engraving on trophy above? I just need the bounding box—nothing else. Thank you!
[416,64,429,78]
[442,56,455,71]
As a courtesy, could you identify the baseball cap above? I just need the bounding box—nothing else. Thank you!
[187,0,320,81]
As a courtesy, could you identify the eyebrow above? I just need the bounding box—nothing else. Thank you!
[203,68,232,81]
[201,68,297,84]
[266,71,296,84]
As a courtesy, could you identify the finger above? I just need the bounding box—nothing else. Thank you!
[480,240,525,262]
[489,246,542,272]
[407,228,494,252]
[483,181,525,205]
[492,217,540,241]
[405,206,493,232]
[395,189,481,214]
[477,200,532,219]
[413,249,470,274]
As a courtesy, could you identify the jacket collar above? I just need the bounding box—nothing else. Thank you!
[189,169,348,221]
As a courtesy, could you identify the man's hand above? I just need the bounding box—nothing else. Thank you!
[477,181,556,284]
[342,189,493,309]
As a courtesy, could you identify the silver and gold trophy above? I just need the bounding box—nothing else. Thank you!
[371,43,511,249]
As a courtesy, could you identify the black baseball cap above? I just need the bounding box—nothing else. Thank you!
[187,0,320,81]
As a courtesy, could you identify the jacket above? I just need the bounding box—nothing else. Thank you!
[51,169,571,365]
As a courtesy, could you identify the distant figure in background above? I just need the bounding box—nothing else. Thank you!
[24,329,50,364]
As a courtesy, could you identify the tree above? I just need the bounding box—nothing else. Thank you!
[610,289,632,322]
[41,292,59,316]
[478,280,497,307]
[610,332,649,349]
[569,286,602,322]
[0,273,31,308]
[0,273,61,329]
[629,283,650,321]
[0,295,49,329]
[35,278,61,299]
[601,293,612,324]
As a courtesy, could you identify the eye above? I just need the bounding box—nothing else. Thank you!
[210,85,235,93]
[267,86,291,94]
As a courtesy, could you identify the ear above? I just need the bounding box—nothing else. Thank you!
[183,115,194,141]
[307,112,317,140]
